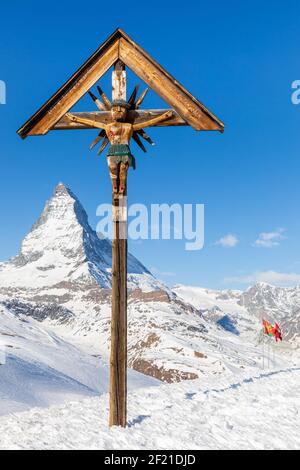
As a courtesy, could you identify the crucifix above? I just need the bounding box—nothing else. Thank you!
[66,61,173,196]
[18,28,224,428]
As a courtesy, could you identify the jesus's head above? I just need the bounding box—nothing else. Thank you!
[111,100,131,122]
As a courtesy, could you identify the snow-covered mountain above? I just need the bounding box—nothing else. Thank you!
[0,184,299,391]
[0,183,159,292]
[240,283,300,341]
[174,283,300,342]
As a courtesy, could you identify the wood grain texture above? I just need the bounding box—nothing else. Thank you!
[66,113,107,130]
[133,110,173,130]
[97,85,112,110]
[109,194,128,428]
[109,61,128,428]
[88,91,106,111]
[54,109,187,130]
[135,87,149,109]
[112,61,126,101]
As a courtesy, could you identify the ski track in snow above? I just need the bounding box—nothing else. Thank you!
[0,367,299,450]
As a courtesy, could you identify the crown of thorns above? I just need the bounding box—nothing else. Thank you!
[110,100,131,109]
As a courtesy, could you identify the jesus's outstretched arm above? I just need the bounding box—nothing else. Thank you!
[66,113,107,130]
[133,111,173,131]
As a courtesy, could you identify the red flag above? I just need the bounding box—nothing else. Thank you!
[274,323,283,342]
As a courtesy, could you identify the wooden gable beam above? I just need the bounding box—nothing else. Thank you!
[18,28,224,139]
[119,36,223,132]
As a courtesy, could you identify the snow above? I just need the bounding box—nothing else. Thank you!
[0,306,159,416]
[174,285,242,313]
[0,367,299,450]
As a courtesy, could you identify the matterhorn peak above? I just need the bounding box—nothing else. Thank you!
[33,182,89,232]
[53,182,77,200]
[55,181,69,192]
[0,184,158,291]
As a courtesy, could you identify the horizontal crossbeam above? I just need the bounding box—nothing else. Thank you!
[53,109,188,130]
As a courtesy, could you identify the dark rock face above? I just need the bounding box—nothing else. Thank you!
[130,358,199,383]
[1,299,74,323]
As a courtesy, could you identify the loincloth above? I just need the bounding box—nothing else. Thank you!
[107,144,136,169]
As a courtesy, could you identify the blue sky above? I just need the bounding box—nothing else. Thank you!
[0,0,299,290]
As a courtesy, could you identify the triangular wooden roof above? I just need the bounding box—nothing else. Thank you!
[18,28,224,139]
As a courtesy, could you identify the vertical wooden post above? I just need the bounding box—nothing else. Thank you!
[109,61,128,428]
[112,60,127,101]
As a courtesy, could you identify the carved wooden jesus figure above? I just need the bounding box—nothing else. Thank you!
[67,100,172,194]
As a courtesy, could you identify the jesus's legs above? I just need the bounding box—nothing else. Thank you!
[119,162,129,195]
[108,160,119,194]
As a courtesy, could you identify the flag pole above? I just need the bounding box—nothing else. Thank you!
[261,315,264,370]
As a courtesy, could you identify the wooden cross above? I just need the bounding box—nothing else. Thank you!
[17,29,224,428]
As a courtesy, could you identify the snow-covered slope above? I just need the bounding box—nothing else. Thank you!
[0,304,159,416]
[1,367,299,450]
